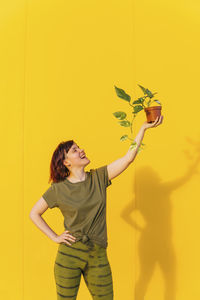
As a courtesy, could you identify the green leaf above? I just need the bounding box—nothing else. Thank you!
[129,141,137,149]
[113,111,127,120]
[120,135,128,141]
[118,120,131,127]
[145,88,154,98]
[138,84,154,98]
[133,105,143,113]
[130,142,145,152]
[130,145,137,150]
[153,99,161,105]
[114,86,131,102]
[132,97,144,105]
[137,147,143,153]
[137,84,146,94]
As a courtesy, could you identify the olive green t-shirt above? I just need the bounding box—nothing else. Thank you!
[42,165,112,248]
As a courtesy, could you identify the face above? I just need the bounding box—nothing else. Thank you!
[63,143,90,169]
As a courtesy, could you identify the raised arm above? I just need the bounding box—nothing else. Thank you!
[107,115,163,181]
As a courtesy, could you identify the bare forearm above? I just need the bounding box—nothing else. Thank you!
[126,126,146,162]
[29,212,58,242]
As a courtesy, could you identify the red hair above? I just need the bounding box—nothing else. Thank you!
[48,140,75,184]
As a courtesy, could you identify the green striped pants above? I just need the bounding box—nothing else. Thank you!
[54,240,114,299]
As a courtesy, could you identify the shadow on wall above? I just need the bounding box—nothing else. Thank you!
[121,137,200,300]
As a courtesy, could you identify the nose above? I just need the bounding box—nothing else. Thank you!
[80,148,85,154]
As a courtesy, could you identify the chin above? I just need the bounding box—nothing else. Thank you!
[85,158,90,165]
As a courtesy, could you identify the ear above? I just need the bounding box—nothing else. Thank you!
[63,159,70,167]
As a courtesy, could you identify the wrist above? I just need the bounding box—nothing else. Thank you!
[141,125,147,132]
[51,233,58,242]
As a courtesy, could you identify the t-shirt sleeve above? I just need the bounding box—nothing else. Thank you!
[42,184,58,209]
[95,165,112,188]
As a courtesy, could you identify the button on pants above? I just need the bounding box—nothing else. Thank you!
[54,240,114,299]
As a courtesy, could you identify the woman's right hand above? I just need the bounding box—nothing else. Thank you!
[53,230,76,245]
[142,115,163,130]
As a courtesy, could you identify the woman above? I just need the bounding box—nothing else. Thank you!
[29,115,163,300]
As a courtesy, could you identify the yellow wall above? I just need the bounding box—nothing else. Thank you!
[1,0,200,299]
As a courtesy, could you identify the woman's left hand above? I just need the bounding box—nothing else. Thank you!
[142,115,163,130]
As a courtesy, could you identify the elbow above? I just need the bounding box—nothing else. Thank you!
[29,209,45,220]
[29,209,38,220]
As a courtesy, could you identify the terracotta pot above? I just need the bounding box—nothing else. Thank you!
[144,106,162,123]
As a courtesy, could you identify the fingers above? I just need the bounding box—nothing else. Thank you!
[153,116,159,125]
[154,115,163,127]
[62,230,76,245]
[56,231,77,245]
[67,236,76,242]
[64,240,73,246]
[157,115,163,125]
[148,116,159,127]
[62,237,76,246]
[64,230,76,239]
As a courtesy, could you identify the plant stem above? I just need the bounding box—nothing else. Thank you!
[144,96,149,107]
[130,113,136,135]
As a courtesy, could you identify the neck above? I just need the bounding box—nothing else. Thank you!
[67,168,87,183]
